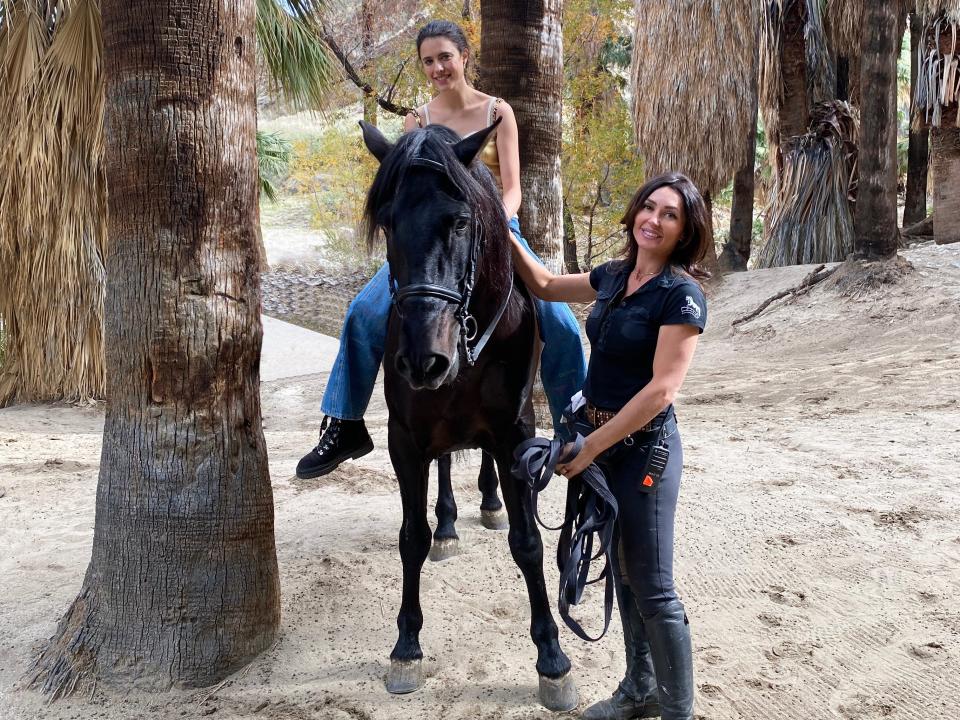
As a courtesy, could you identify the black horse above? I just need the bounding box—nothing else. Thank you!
[358,120,576,711]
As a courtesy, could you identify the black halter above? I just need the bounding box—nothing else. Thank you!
[387,155,513,366]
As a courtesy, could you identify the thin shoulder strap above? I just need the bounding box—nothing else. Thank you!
[488,97,502,125]
[422,103,431,126]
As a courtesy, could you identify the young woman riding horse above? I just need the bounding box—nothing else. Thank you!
[511,173,710,720]
[357,119,578,711]
[296,20,586,495]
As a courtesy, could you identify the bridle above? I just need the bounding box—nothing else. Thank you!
[387,155,513,367]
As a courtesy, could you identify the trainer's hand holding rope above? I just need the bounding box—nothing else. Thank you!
[512,434,619,642]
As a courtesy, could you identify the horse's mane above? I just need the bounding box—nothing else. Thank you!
[362,125,514,300]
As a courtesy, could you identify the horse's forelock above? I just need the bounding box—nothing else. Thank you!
[362,126,509,275]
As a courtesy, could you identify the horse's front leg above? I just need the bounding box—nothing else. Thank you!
[494,432,577,712]
[478,451,509,529]
[430,455,460,561]
[386,425,432,694]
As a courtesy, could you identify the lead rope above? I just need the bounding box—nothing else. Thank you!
[511,434,619,642]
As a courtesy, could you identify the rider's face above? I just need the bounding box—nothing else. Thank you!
[419,37,467,91]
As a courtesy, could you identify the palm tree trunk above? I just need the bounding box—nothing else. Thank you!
[904,13,929,227]
[480,0,564,269]
[853,0,900,258]
[930,127,960,245]
[780,0,810,143]
[722,35,759,272]
[28,0,280,697]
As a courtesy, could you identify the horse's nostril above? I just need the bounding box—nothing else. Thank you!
[396,351,450,384]
[422,354,449,380]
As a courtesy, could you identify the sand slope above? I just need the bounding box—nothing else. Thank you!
[1,242,959,719]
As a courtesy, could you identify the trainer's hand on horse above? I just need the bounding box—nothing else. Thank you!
[555,442,597,478]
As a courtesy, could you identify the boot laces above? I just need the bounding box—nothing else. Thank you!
[316,416,341,453]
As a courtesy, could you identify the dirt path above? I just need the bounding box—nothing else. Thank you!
[1,243,958,719]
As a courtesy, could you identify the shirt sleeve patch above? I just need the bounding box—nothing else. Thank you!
[679,294,703,320]
[662,280,707,332]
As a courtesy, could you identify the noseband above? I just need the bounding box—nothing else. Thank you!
[387,155,513,367]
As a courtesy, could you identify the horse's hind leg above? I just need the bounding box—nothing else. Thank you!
[430,455,459,561]
[493,438,577,711]
[478,451,508,530]
[386,427,432,694]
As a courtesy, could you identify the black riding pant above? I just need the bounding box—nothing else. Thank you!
[595,421,684,619]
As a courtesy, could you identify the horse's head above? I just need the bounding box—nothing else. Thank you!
[359,119,504,390]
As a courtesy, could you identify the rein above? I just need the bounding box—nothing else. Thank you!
[387,154,513,366]
[511,435,619,642]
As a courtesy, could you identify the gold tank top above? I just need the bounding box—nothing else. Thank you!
[420,98,503,193]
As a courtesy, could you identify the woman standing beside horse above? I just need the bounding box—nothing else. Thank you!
[511,173,710,720]
[296,20,586,479]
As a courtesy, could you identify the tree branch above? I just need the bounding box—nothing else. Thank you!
[322,32,414,117]
[732,264,837,326]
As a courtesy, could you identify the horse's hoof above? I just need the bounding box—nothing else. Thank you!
[538,671,578,712]
[480,507,509,530]
[386,658,423,694]
[428,537,460,562]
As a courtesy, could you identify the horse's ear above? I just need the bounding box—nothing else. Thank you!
[359,120,392,163]
[453,117,502,167]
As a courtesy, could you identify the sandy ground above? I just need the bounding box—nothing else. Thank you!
[1,242,959,719]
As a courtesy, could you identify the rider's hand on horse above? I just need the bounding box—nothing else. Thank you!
[555,441,598,478]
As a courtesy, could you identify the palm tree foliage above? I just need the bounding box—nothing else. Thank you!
[256,0,336,112]
[0,0,336,405]
[257,129,293,202]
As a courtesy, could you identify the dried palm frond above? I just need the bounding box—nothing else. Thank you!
[914,10,960,128]
[824,0,864,58]
[631,0,760,196]
[0,0,106,405]
[916,1,960,22]
[805,0,836,104]
[756,101,859,267]
[759,0,785,153]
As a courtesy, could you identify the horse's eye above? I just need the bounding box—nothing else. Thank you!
[454,218,469,233]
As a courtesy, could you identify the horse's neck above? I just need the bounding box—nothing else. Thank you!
[473,228,518,320]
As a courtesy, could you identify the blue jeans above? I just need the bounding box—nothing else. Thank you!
[320,217,587,432]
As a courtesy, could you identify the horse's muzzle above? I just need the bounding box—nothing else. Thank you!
[395,350,454,389]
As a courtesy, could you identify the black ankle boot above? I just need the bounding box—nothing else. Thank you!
[296,417,373,479]
[644,600,694,720]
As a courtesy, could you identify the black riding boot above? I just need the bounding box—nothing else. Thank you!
[582,556,660,719]
[644,599,694,720]
[296,416,373,479]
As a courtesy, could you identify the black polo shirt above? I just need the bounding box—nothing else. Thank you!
[583,261,707,410]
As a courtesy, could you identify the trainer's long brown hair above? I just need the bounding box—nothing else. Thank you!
[616,172,711,282]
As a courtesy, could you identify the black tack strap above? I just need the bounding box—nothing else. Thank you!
[511,434,619,642]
